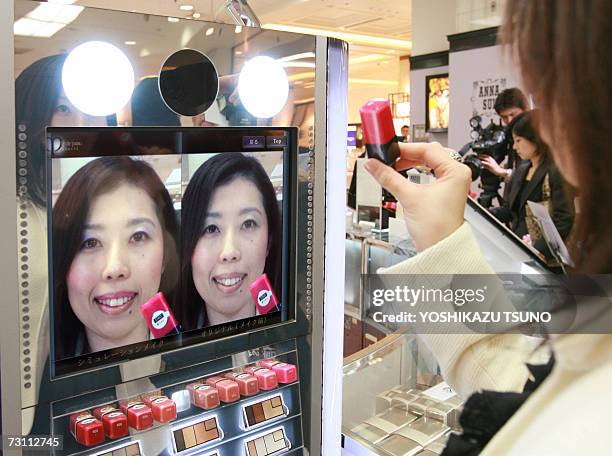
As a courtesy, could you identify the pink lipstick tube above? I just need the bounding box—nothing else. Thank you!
[206,377,240,403]
[70,412,105,447]
[140,292,180,338]
[244,366,279,390]
[224,372,260,396]
[249,273,279,315]
[119,401,154,431]
[258,360,298,384]
[359,99,400,165]
[143,395,177,423]
[187,382,221,410]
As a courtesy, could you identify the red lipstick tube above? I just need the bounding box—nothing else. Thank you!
[249,273,279,315]
[92,406,128,439]
[206,377,240,403]
[224,372,260,396]
[187,382,221,410]
[258,360,298,384]
[142,395,177,423]
[139,292,180,338]
[120,401,154,430]
[244,366,279,390]
[359,99,400,165]
[70,412,105,447]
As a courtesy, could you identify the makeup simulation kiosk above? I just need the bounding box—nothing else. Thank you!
[0,1,347,455]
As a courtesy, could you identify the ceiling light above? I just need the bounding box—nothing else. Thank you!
[124,40,136,45]
[192,12,201,18]
[206,27,214,36]
[288,71,315,82]
[239,56,289,118]
[349,78,396,86]
[168,17,179,23]
[262,24,411,51]
[235,50,243,55]
[281,62,316,69]
[179,4,194,11]
[14,18,64,37]
[279,52,315,62]
[13,3,84,37]
[27,2,83,23]
[62,41,134,116]
[47,0,78,4]
[235,25,242,33]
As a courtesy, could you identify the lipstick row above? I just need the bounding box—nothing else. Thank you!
[70,394,177,446]
[69,360,297,447]
[188,360,298,410]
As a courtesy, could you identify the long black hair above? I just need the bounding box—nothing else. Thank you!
[16,55,67,207]
[52,157,179,359]
[178,153,281,330]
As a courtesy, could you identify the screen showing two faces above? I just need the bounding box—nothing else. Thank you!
[48,128,294,374]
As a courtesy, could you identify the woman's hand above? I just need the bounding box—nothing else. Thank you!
[364,142,472,251]
[480,155,507,177]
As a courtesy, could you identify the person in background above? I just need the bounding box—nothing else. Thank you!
[481,87,529,182]
[399,124,410,142]
[505,111,574,259]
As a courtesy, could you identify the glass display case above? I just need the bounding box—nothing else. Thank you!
[342,198,552,454]
[343,333,461,456]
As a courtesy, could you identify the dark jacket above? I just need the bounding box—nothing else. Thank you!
[507,158,574,255]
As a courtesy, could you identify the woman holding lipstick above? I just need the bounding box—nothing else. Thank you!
[53,156,179,358]
[177,153,281,330]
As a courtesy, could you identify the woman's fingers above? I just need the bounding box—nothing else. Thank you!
[363,159,417,200]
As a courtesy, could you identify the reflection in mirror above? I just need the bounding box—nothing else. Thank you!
[159,48,219,117]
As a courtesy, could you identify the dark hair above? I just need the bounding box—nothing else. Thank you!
[510,110,550,160]
[502,0,611,273]
[52,157,179,359]
[178,153,281,330]
[493,88,528,115]
[16,55,67,207]
[131,77,180,127]
[401,125,409,130]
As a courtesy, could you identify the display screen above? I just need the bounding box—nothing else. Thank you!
[47,127,296,376]
[425,74,449,132]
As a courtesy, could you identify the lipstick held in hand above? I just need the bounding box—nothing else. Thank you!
[359,99,400,166]
[140,292,180,338]
[249,273,279,315]
[70,412,105,446]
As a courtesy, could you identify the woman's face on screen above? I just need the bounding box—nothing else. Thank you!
[191,177,269,325]
[66,183,165,351]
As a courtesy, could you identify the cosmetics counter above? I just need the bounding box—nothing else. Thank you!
[341,199,551,455]
[0,1,348,455]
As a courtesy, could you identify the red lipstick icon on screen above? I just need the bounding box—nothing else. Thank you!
[249,273,279,315]
[140,292,180,338]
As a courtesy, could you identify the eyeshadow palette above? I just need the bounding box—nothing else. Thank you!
[244,427,290,456]
[242,394,287,429]
[172,416,222,453]
[91,441,142,456]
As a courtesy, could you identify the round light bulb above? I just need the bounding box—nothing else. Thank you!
[62,41,134,117]
[238,56,289,119]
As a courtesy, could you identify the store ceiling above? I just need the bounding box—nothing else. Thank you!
[15,0,409,99]
[69,0,411,47]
